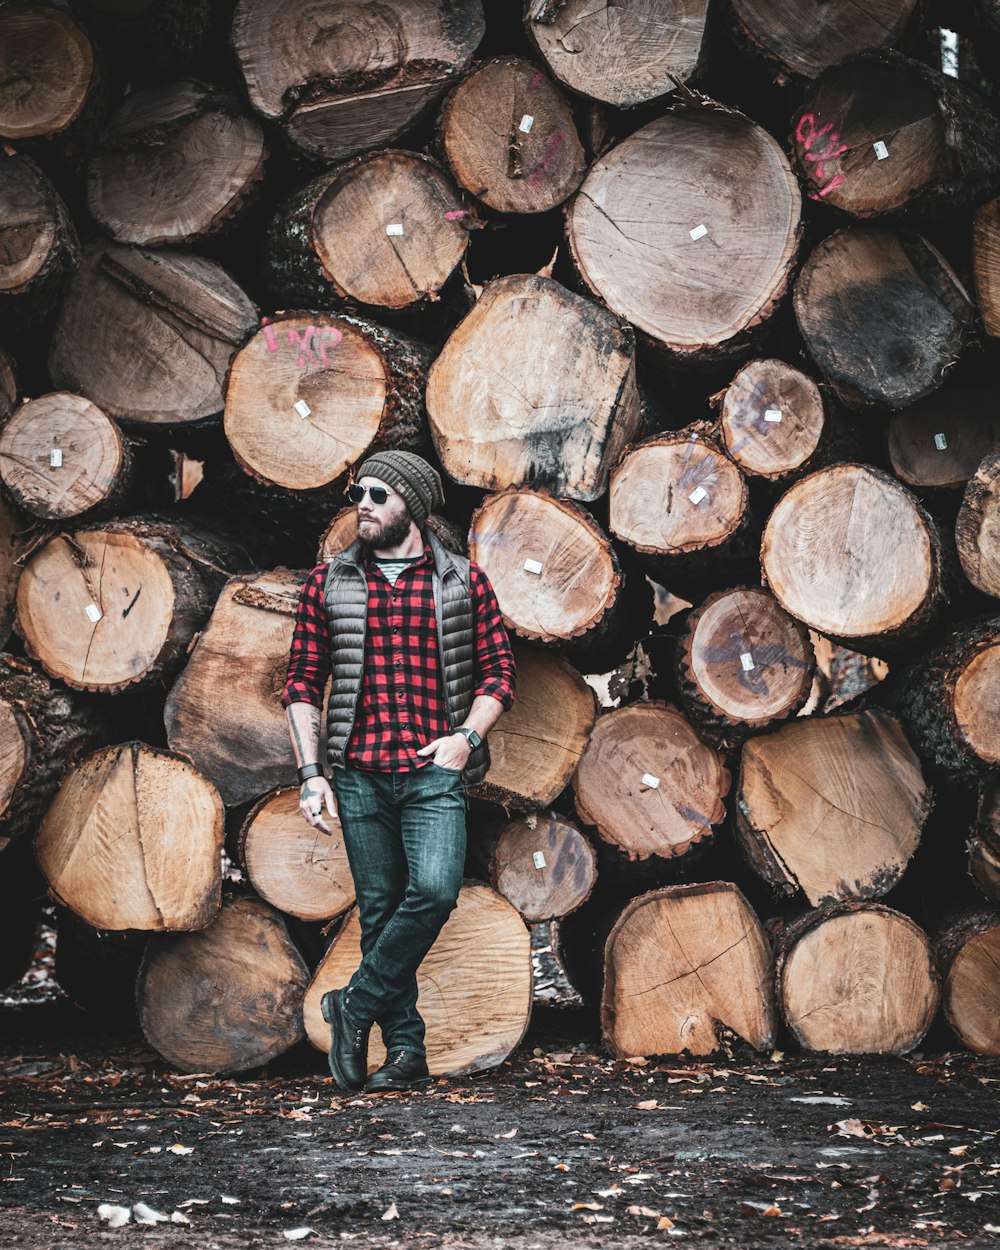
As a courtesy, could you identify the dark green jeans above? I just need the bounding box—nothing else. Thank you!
[333,762,467,1057]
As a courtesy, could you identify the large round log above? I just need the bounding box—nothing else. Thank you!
[239,787,355,924]
[775,904,939,1054]
[427,273,640,501]
[566,102,801,367]
[304,883,531,1077]
[224,312,431,495]
[791,51,1000,216]
[36,742,224,931]
[231,0,485,162]
[761,463,942,653]
[735,710,931,906]
[526,0,709,106]
[164,568,306,806]
[16,517,241,693]
[572,701,729,873]
[793,225,973,410]
[0,1,101,143]
[601,883,775,1058]
[0,153,79,324]
[264,151,468,311]
[716,359,828,484]
[0,393,133,521]
[49,241,258,429]
[439,57,585,214]
[86,80,268,247]
[887,377,1000,492]
[937,908,1000,1055]
[137,896,309,1074]
[675,587,815,749]
[956,448,1000,602]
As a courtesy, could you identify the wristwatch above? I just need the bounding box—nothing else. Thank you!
[454,726,482,749]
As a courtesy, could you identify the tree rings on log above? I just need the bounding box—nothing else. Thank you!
[888,380,1000,491]
[304,883,531,1077]
[475,810,597,923]
[736,710,930,906]
[761,463,942,652]
[566,105,801,365]
[239,787,354,923]
[970,790,1000,903]
[676,587,815,748]
[728,0,919,81]
[224,312,430,494]
[0,393,130,520]
[49,241,258,428]
[0,153,79,323]
[956,448,1000,601]
[938,910,1000,1054]
[265,151,467,311]
[36,742,224,932]
[776,904,939,1054]
[573,702,729,867]
[717,359,826,482]
[428,274,640,501]
[793,225,973,410]
[474,644,595,811]
[138,896,309,1074]
[439,57,585,213]
[231,0,485,162]
[0,1,98,140]
[601,883,775,1058]
[86,80,268,247]
[165,569,308,806]
[526,0,709,106]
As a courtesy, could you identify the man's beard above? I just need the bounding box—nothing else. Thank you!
[357,507,412,550]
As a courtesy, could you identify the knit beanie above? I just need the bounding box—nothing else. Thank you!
[355,450,445,526]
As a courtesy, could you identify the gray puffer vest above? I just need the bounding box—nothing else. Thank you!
[322,531,490,784]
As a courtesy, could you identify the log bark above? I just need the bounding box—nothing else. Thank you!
[53,908,145,1019]
[973,197,1000,338]
[466,809,597,922]
[716,359,828,483]
[49,241,258,429]
[793,225,974,410]
[775,904,939,1054]
[887,377,1000,491]
[572,701,730,873]
[0,491,27,650]
[164,568,307,806]
[239,786,355,924]
[956,448,1000,601]
[601,882,776,1058]
[525,0,710,106]
[473,643,596,811]
[438,57,585,214]
[791,51,1000,217]
[0,153,79,326]
[36,741,224,931]
[304,882,531,1077]
[319,505,465,562]
[566,99,802,368]
[735,709,931,906]
[264,151,468,312]
[224,311,431,495]
[0,344,15,420]
[16,516,243,693]
[231,0,485,162]
[427,273,641,501]
[0,392,133,520]
[936,907,1000,1054]
[761,463,943,653]
[86,80,268,247]
[675,587,815,749]
[0,837,44,990]
[137,895,309,1074]
[0,2,101,144]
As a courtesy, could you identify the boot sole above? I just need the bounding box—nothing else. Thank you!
[320,990,365,1094]
[365,1075,433,1094]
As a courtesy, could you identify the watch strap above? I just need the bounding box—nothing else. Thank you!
[454,727,482,749]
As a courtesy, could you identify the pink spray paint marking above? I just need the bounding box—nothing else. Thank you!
[796,113,847,201]
[444,209,467,221]
[528,71,544,91]
[287,325,320,369]
[315,325,343,367]
[260,317,278,353]
[525,131,566,189]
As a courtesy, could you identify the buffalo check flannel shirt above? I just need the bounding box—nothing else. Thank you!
[282,543,515,772]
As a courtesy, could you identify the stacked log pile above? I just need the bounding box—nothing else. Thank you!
[3,0,1000,1075]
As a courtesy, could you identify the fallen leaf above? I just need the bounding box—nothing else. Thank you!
[912,1102,929,1112]
[741,1201,782,1217]
[625,1173,656,1184]
[573,1203,604,1211]
[132,1202,169,1225]
[949,1145,970,1157]
[168,1143,194,1155]
[221,1195,240,1205]
[636,1099,659,1110]
[381,1203,399,1221]
[496,1129,518,1139]
[96,1204,130,1228]
[582,1214,615,1224]
[170,1212,191,1225]
[177,1199,210,1209]
[554,1163,570,1172]
[832,1119,871,1139]
[595,1186,624,1197]
[657,1216,675,1230]
[627,1205,662,1218]
[283,1228,314,1241]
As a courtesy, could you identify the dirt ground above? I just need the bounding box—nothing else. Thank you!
[3,991,1000,1250]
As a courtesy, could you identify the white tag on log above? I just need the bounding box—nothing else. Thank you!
[49,448,63,467]
[764,408,782,423]
[641,773,660,789]
[934,432,948,450]
[385,223,404,236]
[85,603,102,623]
[689,223,708,241]
[519,114,534,133]
[688,486,707,505]
[532,851,546,870]
[873,140,889,160]
[293,400,311,419]
[740,652,755,671]
[523,558,543,575]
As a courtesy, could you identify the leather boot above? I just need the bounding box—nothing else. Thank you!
[320,988,369,1093]
[365,1049,431,1093]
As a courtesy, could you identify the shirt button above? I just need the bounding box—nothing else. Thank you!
[395,660,402,667]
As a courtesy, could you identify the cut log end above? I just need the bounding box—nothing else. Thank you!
[956,448,1000,601]
[940,912,1000,1055]
[488,811,597,922]
[719,359,825,480]
[0,2,96,140]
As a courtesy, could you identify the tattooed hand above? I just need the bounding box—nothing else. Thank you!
[299,776,337,835]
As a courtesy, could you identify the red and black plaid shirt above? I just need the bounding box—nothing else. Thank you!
[282,543,515,771]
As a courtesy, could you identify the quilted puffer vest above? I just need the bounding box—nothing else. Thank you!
[322,532,490,784]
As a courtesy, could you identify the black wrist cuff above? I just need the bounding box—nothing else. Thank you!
[298,763,324,784]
